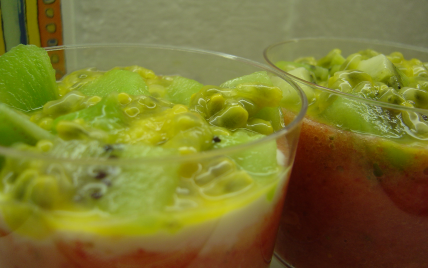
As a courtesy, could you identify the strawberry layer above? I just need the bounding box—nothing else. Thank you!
[275,117,428,268]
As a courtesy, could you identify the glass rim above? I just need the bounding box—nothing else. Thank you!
[0,43,308,166]
[263,37,428,114]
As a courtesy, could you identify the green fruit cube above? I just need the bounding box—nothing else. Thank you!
[0,44,58,112]
[165,76,203,105]
[79,69,149,97]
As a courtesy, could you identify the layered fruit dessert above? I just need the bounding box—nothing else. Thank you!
[0,45,303,268]
[270,46,428,267]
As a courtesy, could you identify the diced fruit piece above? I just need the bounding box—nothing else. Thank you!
[0,103,54,146]
[400,111,428,139]
[57,68,104,96]
[213,130,279,178]
[358,48,380,59]
[327,70,374,93]
[113,65,157,80]
[254,107,285,132]
[0,145,74,218]
[209,103,249,129]
[50,141,179,214]
[295,56,317,66]
[200,170,253,198]
[351,81,378,99]
[275,61,329,82]
[318,97,401,138]
[378,88,407,105]
[400,87,428,109]
[163,112,214,154]
[54,93,127,138]
[79,69,149,97]
[26,175,62,209]
[287,66,315,83]
[275,61,303,72]
[220,71,274,88]
[43,91,100,117]
[313,66,329,82]
[2,138,180,215]
[356,54,404,89]
[271,67,316,108]
[165,76,203,105]
[246,118,274,135]
[287,67,317,100]
[179,157,254,200]
[317,48,345,73]
[233,83,282,107]
[121,94,174,119]
[408,76,428,91]
[94,149,180,214]
[0,44,58,112]
[340,53,362,71]
[116,103,215,153]
[117,105,183,145]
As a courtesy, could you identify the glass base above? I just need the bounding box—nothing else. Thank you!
[270,253,295,268]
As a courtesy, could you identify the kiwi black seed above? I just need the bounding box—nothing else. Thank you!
[91,191,103,199]
[103,144,114,152]
[94,170,108,180]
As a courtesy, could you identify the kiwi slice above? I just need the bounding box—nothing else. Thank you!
[220,71,274,88]
[317,48,346,69]
[54,93,127,139]
[0,103,54,147]
[68,142,180,215]
[275,61,329,83]
[213,129,278,178]
[319,96,402,138]
[79,69,149,97]
[356,54,404,90]
[165,76,203,105]
[0,44,59,112]
[1,139,180,217]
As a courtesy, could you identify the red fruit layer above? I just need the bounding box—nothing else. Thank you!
[276,117,428,268]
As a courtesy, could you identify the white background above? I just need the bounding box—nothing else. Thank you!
[61,0,428,62]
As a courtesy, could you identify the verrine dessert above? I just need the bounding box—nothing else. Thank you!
[0,44,306,268]
[264,38,428,268]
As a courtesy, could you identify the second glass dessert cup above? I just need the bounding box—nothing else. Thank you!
[264,38,428,268]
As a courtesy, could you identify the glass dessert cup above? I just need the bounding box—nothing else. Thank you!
[264,38,428,268]
[0,44,307,268]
